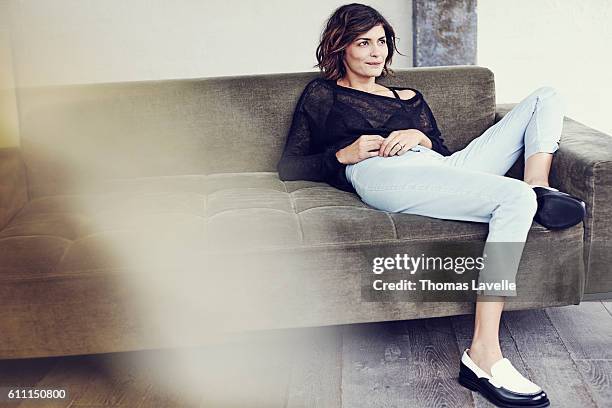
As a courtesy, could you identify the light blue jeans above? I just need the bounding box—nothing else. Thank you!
[345,86,566,296]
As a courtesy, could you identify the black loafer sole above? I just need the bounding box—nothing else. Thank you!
[459,362,550,408]
[533,188,586,230]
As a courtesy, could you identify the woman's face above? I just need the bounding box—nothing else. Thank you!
[342,24,388,79]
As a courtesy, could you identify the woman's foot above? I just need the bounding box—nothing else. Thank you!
[531,186,586,229]
[459,348,550,407]
[466,342,503,376]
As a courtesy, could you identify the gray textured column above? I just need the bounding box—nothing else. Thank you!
[412,0,477,66]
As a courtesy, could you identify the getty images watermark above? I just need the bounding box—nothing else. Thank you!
[371,253,514,291]
[361,244,525,302]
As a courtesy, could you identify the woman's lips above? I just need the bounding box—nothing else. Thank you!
[367,62,382,66]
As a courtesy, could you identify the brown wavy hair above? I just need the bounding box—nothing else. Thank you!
[315,3,406,81]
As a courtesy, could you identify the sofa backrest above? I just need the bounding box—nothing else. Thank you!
[17,66,496,199]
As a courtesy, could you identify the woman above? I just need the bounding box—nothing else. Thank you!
[277,4,585,408]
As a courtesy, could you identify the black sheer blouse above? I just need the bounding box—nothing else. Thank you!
[277,77,452,194]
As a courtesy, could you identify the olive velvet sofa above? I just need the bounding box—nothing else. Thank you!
[1,66,611,359]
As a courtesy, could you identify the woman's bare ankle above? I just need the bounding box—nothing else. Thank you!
[524,178,549,187]
[468,341,503,376]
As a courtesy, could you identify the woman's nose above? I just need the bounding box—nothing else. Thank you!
[372,44,385,55]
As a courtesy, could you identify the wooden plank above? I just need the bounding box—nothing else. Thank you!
[192,331,293,407]
[15,355,98,408]
[546,302,612,360]
[286,326,342,408]
[546,301,612,407]
[503,308,597,408]
[0,356,58,408]
[341,317,472,408]
[573,359,612,408]
[130,349,202,408]
[600,301,612,318]
[68,351,161,407]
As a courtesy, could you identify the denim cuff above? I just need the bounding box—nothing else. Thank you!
[525,141,559,161]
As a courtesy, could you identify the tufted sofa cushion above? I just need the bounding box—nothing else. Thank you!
[1,171,584,283]
[1,171,564,273]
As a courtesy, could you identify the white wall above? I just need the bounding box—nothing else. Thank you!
[6,0,412,87]
[478,0,612,135]
[0,0,20,148]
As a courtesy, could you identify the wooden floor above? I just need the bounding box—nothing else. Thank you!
[1,301,611,408]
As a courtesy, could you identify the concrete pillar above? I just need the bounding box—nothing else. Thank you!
[412,0,477,66]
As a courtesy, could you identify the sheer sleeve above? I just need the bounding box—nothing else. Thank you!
[416,96,452,156]
[277,85,343,182]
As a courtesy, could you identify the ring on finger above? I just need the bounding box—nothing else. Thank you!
[392,142,405,155]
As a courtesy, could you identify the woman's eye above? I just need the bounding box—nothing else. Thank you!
[358,39,385,46]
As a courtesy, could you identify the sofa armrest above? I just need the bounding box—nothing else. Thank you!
[497,103,612,296]
[0,147,28,231]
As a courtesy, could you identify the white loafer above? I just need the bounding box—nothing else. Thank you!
[458,348,550,407]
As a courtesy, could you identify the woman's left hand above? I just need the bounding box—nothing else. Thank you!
[378,129,426,157]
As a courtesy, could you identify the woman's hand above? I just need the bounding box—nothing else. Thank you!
[336,135,385,165]
[378,129,427,157]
